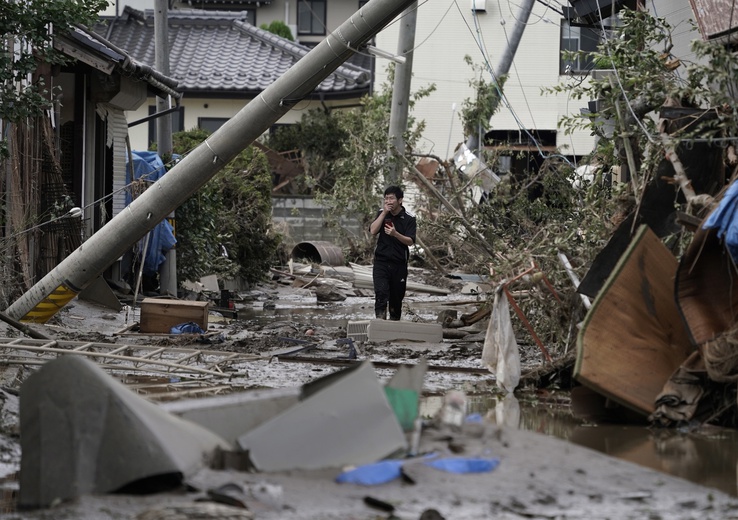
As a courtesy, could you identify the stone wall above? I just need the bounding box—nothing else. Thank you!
[271,196,362,247]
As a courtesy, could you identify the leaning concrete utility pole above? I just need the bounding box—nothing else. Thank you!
[387,1,417,184]
[464,0,535,153]
[7,0,417,322]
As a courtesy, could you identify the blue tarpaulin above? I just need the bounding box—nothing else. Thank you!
[126,151,177,277]
[703,179,738,262]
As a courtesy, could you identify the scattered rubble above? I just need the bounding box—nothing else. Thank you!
[0,242,737,518]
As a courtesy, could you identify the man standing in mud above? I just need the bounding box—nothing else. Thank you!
[369,185,416,320]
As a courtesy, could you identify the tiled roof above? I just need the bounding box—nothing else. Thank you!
[94,7,372,98]
[55,25,181,99]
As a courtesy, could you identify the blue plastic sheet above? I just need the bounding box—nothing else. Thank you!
[703,179,738,262]
[424,457,500,474]
[125,151,177,276]
[170,322,206,335]
[336,455,500,485]
[335,459,404,485]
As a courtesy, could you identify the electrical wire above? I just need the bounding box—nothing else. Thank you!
[486,0,541,134]
[453,0,576,166]
[0,147,185,244]
[595,2,658,145]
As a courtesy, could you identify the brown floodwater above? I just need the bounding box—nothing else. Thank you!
[459,393,738,498]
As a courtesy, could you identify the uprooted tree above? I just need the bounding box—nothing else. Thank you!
[450,10,738,366]
[485,9,737,375]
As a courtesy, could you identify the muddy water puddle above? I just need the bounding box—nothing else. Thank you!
[426,394,738,497]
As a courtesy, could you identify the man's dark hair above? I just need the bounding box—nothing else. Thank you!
[384,185,404,199]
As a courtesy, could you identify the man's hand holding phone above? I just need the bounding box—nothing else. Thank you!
[384,220,394,236]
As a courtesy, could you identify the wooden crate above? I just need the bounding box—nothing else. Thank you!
[139,298,209,333]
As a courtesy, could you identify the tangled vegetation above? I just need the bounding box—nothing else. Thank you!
[259,10,738,360]
[459,55,507,140]
[456,10,738,356]
[0,0,108,160]
[263,66,435,260]
[172,129,280,287]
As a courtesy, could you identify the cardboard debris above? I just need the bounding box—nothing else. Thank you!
[237,361,406,471]
[18,356,230,508]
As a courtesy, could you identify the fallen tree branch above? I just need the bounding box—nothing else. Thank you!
[401,154,496,257]
[660,131,715,213]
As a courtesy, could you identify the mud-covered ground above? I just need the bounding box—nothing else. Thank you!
[1,274,738,519]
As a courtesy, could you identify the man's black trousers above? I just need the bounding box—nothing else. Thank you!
[373,260,408,320]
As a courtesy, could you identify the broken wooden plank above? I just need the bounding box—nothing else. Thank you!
[575,225,695,415]
[676,224,738,346]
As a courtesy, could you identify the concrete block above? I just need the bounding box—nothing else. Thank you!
[367,319,443,343]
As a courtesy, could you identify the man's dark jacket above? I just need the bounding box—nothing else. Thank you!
[373,206,417,264]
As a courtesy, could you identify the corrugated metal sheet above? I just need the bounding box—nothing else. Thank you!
[107,106,130,218]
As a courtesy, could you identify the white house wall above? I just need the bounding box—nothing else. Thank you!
[648,0,701,64]
[126,97,265,151]
[253,0,359,44]
[374,1,595,160]
[374,0,706,163]
[126,96,362,152]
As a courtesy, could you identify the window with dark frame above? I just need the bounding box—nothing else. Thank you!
[560,20,602,75]
[245,9,256,25]
[198,117,230,134]
[147,105,185,148]
[297,0,326,35]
